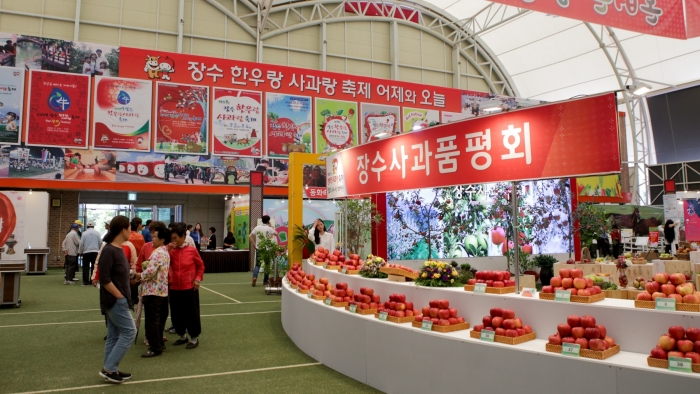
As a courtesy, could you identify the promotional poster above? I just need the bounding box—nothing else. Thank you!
[684,199,700,242]
[315,98,358,153]
[154,82,208,155]
[360,103,399,144]
[63,148,117,181]
[266,93,312,157]
[8,145,64,179]
[402,107,440,133]
[0,67,24,144]
[212,88,262,157]
[92,76,152,151]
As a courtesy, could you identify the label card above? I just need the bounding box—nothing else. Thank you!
[349,304,357,313]
[656,298,676,311]
[296,287,300,293]
[555,290,571,302]
[668,356,693,373]
[473,283,487,294]
[325,298,332,305]
[378,311,388,321]
[323,262,328,269]
[341,267,347,274]
[562,343,581,357]
[421,320,433,331]
[479,330,495,342]
[307,291,312,299]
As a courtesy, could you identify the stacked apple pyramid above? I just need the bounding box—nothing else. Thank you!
[547,315,619,358]
[308,277,333,299]
[286,263,315,291]
[649,326,700,364]
[339,253,363,273]
[540,268,603,297]
[635,272,699,305]
[376,293,419,323]
[347,287,381,314]
[472,307,534,343]
[412,299,469,332]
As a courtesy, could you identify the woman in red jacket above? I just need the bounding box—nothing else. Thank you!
[168,222,205,349]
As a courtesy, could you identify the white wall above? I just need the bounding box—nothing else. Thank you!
[0,191,49,262]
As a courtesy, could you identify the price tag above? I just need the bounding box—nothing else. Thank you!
[555,290,571,302]
[479,330,495,342]
[473,283,487,293]
[341,267,347,274]
[323,262,328,269]
[324,298,332,305]
[656,298,676,311]
[307,292,312,299]
[562,343,580,357]
[296,287,300,293]
[421,320,433,331]
[378,311,388,321]
[668,356,693,373]
[349,304,357,313]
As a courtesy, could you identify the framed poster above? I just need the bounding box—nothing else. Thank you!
[402,107,440,133]
[25,70,90,148]
[360,103,399,144]
[266,93,312,157]
[0,67,24,145]
[315,98,357,153]
[92,76,152,151]
[154,82,208,155]
[211,88,262,157]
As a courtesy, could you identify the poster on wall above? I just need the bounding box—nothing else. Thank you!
[684,199,700,242]
[14,36,120,76]
[441,111,470,124]
[154,82,208,155]
[115,151,164,182]
[92,76,152,151]
[360,103,399,144]
[402,107,440,133]
[315,98,358,153]
[25,70,90,148]
[8,145,64,179]
[212,88,262,157]
[63,148,117,181]
[263,199,340,248]
[302,164,327,199]
[228,195,250,250]
[266,93,312,157]
[0,67,24,144]
[576,174,631,203]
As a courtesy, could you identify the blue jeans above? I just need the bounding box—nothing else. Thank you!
[104,297,136,373]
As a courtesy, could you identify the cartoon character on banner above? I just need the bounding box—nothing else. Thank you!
[144,55,175,80]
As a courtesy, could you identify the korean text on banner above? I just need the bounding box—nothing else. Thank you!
[92,76,153,151]
[25,70,90,148]
[0,67,24,145]
[266,93,312,157]
[154,82,209,155]
[212,88,262,157]
[326,94,620,198]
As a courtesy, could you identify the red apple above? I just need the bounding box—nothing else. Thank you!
[491,316,503,328]
[558,324,572,337]
[467,279,477,285]
[652,292,666,301]
[604,336,615,347]
[395,303,406,312]
[654,272,670,284]
[405,302,414,311]
[438,319,450,326]
[571,269,584,279]
[431,318,439,324]
[560,269,571,278]
[577,289,591,297]
[550,276,562,287]
[596,325,607,339]
[686,327,700,342]
[503,319,516,330]
[650,347,668,360]
[406,310,414,317]
[562,278,573,289]
[562,337,575,344]
[581,315,596,328]
[483,316,492,327]
[495,327,506,336]
[502,309,515,319]
[493,281,505,288]
[429,300,439,308]
[661,283,677,296]
[513,317,522,329]
[549,335,562,345]
[645,281,661,294]
[485,280,494,287]
[473,324,484,332]
[670,273,686,285]
[438,309,450,319]
[422,307,431,317]
[448,317,458,325]
[585,278,594,288]
[669,294,683,304]
[567,315,581,327]
[669,326,686,340]
[575,338,589,349]
[456,317,465,324]
[637,292,652,301]
[695,341,700,353]
[659,335,676,351]
[541,286,554,294]
[668,351,685,358]
[523,325,533,334]
[569,288,578,295]
[584,327,601,340]
[337,282,348,290]
[490,308,503,318]
[589,339,606,351]
[448,308,458,318]
[438,299,449,309]
[572,327,585,339]
[414,314,423,322]
[685,352,700,364]
[678,339,694,353]
[678,283,695,296]
[505,329,518,338]
[516,328,526,336]
[429,308,439,318]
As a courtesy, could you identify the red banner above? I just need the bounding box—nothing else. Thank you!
[118,47,461,112]
[490,0,699,39]
[154,82,209,155]
[326,94,620,198]
[25,70,90,148]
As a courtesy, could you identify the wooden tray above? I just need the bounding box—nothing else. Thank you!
[412,321,470,333]
[314,261,325,266]
[374,313,414,324]
[290,283,298,289]
[648,357,700,373]
[546,343,620,360]
[464,285,516,294]
[539,291,606,303]
[602,289,628,299]
[676,253,690,261]
[634,300,700,312]
[659,257,673,260]
[344,306,377,315]
[296,288,310,294]
[329,300,348,307]
[341,268,359,275]
[379,267,419,280]
[469,330,537,345]
[326,265,340,271]
[311,294,326,301]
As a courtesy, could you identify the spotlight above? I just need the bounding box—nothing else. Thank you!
[626,82,652,96]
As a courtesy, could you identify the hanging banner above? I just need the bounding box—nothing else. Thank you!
[361,103,400,144]
[0,67,24,145]
[315,98,358,153]
[92,76,152,151]
[402,107,440,133]
[25,70,90,148]
[684,199,700,242]
[154,82,208,155]
[266,93,312,157]
[211,88,262,157]
[327,94,621,198]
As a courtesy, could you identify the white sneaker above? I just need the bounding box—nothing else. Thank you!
[64,281,74,285]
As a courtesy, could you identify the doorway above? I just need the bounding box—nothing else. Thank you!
[79,204,182,233]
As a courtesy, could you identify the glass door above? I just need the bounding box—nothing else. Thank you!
[133,206,154,223]
[155,205,180,226]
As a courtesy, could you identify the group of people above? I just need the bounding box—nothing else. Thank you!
[81,49,110,76]
[163,163,215,184]
[62,217,205,384]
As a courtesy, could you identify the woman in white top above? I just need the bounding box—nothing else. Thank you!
[308,219,335,252]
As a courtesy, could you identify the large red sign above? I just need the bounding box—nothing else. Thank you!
[490,0,700,39]
[326,94,620,198]
[119,47,462,112]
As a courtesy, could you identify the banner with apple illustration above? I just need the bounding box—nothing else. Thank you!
[212,88,262,157]
[154,82,208,155]
[315,98,358,153]
[361,103,399,144]
[92,76,152,151]
[402,107,439,133]
[0,67,24,145]
[25,70,90,148]
[266,93,312,157]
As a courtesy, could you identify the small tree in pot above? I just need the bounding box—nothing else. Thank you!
[337,198,383,256]
[533,254,557,286]
[257,232,287,289]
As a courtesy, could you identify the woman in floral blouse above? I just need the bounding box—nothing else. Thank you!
[135,226,171,358]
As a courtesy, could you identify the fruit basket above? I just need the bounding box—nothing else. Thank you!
[675,253,690,261]
[374,312,414,324]
[546,343,620,360]
[631,257,648,265]
[634,300,700,312]
[464,285,515,294]
[470,330,536,345]
[296,287,310,294]
[539,292,606,304]
[345,305,377,315]
[379,267,419,280]
[412,321,470,333]
[647,357,700,373]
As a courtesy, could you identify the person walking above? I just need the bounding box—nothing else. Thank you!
[135,226,170,358]
[168,223,205,349]
[141,220,152,243]
[249,215,277,287]
[98,215,135,384]
[78,222,102,286]
[62,224,81,285]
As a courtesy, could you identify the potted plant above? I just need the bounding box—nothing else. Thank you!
[292,224,315,259]
[533,254,557,286]
[256,231,287,290]
[337,199,383,256]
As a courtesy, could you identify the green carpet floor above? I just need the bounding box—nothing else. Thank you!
[0,269,379,394]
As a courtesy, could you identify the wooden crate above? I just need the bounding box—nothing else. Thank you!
[647,357,700,373]
[411,321,470,333]
[379,267,419,280]
[539,291,606,304]
[546,343,620,360]
[469,330,537,345]
[374,313,414,324]
[602,289,628,299]
[663,260,691,273]
[326,265,340,271]
[311,294,326,301]
[341,269,359,275]
[296,288,310,294]
[635,300,700,312]
[329,300,348,307]
[344,306,377,315]
[464,285,516,294]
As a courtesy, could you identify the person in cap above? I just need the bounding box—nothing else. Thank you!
[62,224,81,284]
[78,222,102,286]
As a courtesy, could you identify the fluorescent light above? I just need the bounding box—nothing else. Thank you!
[627,82,652,96]
[412,125,422,131]
[482,107,502,113]
[374,132,388,138]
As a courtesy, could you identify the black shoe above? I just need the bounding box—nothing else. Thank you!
[173,338,189,346]
[103,335,107,340]
[117,371,132,380]
[141,351,161,358]
[99,369,122,384]
[186,339,199,349]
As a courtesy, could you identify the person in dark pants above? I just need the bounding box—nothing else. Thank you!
[62,224,81,284]
[136,226,171,358]
[78,222,102,286]
[664,219,677,253]
[206,227,216,250]
[610,224,621,257]
[168,223,205,349]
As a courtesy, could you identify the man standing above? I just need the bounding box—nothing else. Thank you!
[95,48,108,69]
[248,215,277,287]
[78,222,102,286]
[129,218,145,257]
[142,220,153,243]
[62,224,81,285]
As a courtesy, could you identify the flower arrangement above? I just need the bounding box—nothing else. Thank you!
[359,254,388,279]
[414,260,461,287]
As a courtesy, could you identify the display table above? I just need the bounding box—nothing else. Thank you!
[0,259,25,308]
[200,250,249,273]
[283,265,700,393]
[24,248,49,274]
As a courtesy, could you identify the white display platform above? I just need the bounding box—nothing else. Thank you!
[282,262,700,393]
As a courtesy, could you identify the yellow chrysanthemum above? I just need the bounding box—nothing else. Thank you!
[451,279,454,283]
[422,272,427,278]
[432,273,440,279]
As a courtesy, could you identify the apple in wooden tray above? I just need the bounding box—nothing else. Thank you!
[321,282,354,303]
[466,270,515,288]
[376,293,419,319]
[635,272,700,304]
[540,269,603,296]
[339,252,363,272]
[547,314,615,351]
[348,287,381,310]
[649,326,700,363]
[286,263,315,289]
[412,299,466,326]
[472,308,532,337]
[385,263,420,275]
